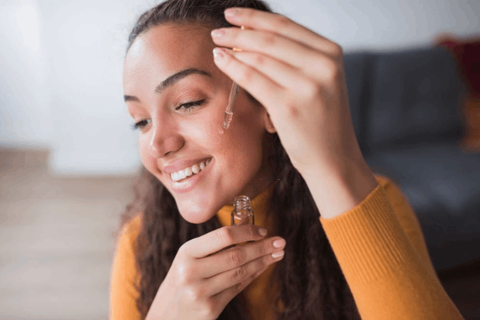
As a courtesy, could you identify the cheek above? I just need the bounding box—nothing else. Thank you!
[138,136,158,174]
[218,115,264,168]
[191,110,227,153]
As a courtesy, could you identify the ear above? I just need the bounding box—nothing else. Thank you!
[263,111,276,134]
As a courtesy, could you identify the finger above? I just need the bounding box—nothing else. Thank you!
[205,249,284,296]
[230,50,315,92]
[223,7,341,57]
[199,236,286,278]
[212,47,284,120]
[212,26,321,73]
[210,260,272,304]
[182,224,267,259]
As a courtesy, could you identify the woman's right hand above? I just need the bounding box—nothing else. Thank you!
[145,224,286,320]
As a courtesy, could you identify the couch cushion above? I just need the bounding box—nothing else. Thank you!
[343,52,373,153]
[364,141,480,271]
[366,47,466,151]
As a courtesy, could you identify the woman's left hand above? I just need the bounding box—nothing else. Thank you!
[211,7,367,179]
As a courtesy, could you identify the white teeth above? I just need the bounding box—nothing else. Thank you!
[192,164,199,174]
[170,158,211,182]
[177,171,186,180]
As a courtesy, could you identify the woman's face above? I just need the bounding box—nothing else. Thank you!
[123,23,276,224]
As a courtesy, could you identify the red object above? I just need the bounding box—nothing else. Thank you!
[435,34,480,153]
[436,35,480,98]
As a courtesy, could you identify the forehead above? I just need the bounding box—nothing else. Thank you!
[123,23,218,91]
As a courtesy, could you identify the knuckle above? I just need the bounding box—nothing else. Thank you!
[239,67,255,84]
[322,59,340,81]
[228,248,245,265]
[331,43,343,57]
[178,241,189,255]
[262,33,276,47]
[283,96,300,118]
[233,265,248,281]
[201,300,217,319]
[216,227,234,244]
[236,278,248,291]
[185,285,202,303]
[176,262,193,284]
[298,79,318,97]
[253,53,266,66]
[260,240,270,255]
[276,14,292,29]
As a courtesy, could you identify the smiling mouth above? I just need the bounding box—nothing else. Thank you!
[170,157,213,183]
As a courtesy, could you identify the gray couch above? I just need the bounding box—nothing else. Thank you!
[343,46,480,273]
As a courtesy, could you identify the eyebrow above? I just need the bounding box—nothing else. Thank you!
[124,68,212,103]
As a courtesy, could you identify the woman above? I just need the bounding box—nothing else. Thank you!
[110,0,464,319]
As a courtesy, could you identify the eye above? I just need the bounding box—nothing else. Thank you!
[131,119,151,131]
[176,99,205,112]
[130,99,206,131]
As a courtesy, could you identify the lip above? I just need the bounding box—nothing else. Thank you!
[169,157,214,194]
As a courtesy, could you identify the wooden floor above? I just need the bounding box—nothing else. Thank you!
[0,147,478,319]
[0,148,136,320]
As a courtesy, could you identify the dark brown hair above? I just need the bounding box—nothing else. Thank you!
[118,0,361,319]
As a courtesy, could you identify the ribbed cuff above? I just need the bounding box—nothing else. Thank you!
[319,182,416,286]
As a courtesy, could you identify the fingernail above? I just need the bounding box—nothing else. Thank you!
[211,29,225,38]
[272,251,284,259]
[213,48,225,60]
[225,8,238,17]
[273,238,286,248]
[259,228,267,236]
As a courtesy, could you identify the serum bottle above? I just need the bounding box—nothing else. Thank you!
[231,195,255,226]
[231,195,255,246]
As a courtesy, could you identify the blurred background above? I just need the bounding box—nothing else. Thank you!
[0,0,479,319]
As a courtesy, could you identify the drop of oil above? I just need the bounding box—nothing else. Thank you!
[218,128,224,135]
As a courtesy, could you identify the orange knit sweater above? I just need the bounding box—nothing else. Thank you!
[109,174,464,320]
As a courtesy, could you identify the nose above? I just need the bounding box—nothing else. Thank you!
[148,119,183,158]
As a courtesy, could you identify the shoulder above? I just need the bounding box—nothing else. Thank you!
[116,213,143,253]
[112,213,144,277]
[110,214,144,318]
[121,214,143,239]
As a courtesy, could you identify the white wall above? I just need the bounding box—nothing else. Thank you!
[1,0,479,175]
[275,0,479,51]
[36,0,156,175]
[0,0,52,149]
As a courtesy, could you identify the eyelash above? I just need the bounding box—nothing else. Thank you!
[130,99,205,131]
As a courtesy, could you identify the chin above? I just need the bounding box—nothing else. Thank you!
[177,204,217,224]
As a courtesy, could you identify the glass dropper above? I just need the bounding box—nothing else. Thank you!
[222,81,240,129]
[221,26,246,130]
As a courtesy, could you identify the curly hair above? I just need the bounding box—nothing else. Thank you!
[117,0,362,319]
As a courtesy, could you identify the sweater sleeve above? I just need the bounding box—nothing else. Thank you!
[319,174,464,320]
[109,216,142,320]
